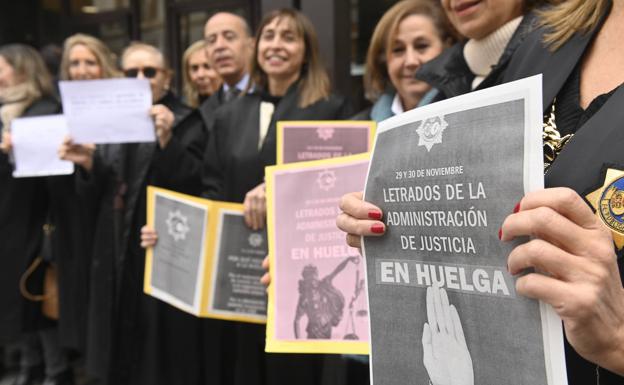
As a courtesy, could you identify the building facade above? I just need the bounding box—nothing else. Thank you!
[0,0,399,109]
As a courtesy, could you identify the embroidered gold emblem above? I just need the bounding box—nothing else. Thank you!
[586,168,624,250]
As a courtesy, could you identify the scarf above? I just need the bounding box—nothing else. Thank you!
[463,16,522,90]
[0,82,41,134]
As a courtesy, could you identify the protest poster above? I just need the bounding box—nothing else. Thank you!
[59,78,155,144]
[362,76,567,385]
[11,114,73,177]
[276,120,375,164]
[145,186,267,323]
[265,154,370,354]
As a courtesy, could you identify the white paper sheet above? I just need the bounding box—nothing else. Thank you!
[11,114,74,178]
[59,78,156,144]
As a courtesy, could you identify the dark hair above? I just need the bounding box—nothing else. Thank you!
[249,8,330,108]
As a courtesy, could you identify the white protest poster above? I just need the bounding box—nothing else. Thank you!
[362,76,567,385]
[11,114,74,177]
[59,78,155,144]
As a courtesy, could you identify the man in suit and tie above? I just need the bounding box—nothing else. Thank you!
[201,12,254,120]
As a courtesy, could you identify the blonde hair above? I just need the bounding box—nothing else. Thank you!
[363,0,457,102]
[182,40,207,108]
[60,33,120,80]
[538,0,608,51]
[250,9,330,108]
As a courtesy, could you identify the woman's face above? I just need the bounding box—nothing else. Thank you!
[257,16,306,83]
[0,56,18,92]
[123,49,170,103]
[68,44,103,80]
[441,0,524,40]
[386,15,445,110]
[188,49,221,97]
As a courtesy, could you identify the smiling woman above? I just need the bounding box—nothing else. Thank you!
[59,33,120,81]
[359,0,457,121]
[201,8,353,385]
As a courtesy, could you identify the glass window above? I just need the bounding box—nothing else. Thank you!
[350,0,399,74]
[70,0,130,14]
[39,0,64,46]
[141,0,166,53]
[74,19,131,56]
[179,11,211,52]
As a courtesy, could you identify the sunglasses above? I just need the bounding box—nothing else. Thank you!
[123,66,162,79]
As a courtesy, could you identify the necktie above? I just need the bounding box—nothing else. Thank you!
[223,87,240,102]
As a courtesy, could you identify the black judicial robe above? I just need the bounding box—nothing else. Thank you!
[0,97,59,342]
[47,146,97,355]
[198,86,228,133]
[202,85,352,385]
[82,93,208,385]
[501,4,624,384]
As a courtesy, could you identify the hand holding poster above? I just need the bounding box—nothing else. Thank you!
[362,76,567,385]
[145,186,267,323]
[59,78,155,144]
[265,154,370,354]
[276,120,375,164]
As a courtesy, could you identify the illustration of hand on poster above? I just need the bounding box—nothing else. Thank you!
[422,285,474,385]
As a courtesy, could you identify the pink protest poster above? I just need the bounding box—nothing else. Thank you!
[265,154,370,354]
[276,120,375,164]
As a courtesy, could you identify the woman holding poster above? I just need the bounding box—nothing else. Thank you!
[338,0,624,384]
[61,42,208,385]
[48,34,120,378]
[201,8,351,385]
[0,44,70,385]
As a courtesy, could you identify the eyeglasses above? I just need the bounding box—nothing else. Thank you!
[123,66,162,79]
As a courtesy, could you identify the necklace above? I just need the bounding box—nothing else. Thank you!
[543,98,574,172]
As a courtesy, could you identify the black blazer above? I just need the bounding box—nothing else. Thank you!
[501,4,624,384]
[202,85,352,202]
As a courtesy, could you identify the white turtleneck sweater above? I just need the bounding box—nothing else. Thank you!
[463,16,522,89]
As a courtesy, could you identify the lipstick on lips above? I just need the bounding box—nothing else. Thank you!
[453,0,482,18]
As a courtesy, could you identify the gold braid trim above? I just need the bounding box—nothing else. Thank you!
[543,98,574,172]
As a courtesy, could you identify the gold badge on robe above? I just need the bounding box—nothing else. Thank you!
[586,168,624,250]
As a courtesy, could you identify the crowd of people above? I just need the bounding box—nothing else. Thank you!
[0,1,623,385]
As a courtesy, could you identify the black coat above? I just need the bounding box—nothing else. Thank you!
[0,97,60,342]
[81,93,208,385]
[47,158,97,353]
[416,11,538,100]
[501,4,624,384]
[203,86,352,201]
[198,86,228,133]
[202,85,352,385]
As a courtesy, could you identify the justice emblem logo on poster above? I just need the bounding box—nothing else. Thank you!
[316,170,337,191]
[248,233,264,248]
[316,126,335,141]
[587,167,624,250]
[166,210,190,241]
[416,115,448,151]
